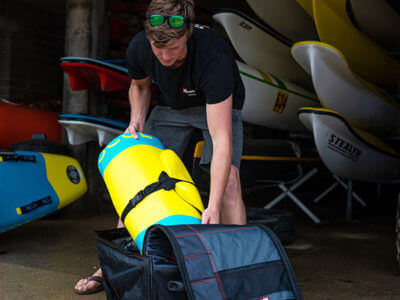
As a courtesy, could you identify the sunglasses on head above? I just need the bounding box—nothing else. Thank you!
[147,14,192,29]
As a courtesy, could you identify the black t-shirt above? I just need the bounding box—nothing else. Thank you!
[126,26,245,110]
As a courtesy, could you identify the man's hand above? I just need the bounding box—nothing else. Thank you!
[124,120,142,139]
[201,207,220,224]
[126,78,152,139]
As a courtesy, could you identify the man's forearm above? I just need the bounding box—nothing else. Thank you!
[128,81,152,124]
[208,140,232,211]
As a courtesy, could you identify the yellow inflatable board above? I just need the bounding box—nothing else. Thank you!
[98,133,204,252]
[312,0,400,89]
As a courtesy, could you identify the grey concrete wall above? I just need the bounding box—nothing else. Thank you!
[0,0,64,100]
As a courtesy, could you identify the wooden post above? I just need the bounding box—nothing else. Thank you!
[63,0,110,216]
[63,0,91,115]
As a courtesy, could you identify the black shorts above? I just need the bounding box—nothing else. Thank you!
[144,105,243,169]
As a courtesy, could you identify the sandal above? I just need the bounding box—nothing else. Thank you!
[74,276,104,295]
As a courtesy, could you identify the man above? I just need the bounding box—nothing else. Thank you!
[75,0,246,294]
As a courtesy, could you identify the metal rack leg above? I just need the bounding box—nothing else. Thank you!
[279,184,321,224]
[313,181,339,203]
[264,168,319,209]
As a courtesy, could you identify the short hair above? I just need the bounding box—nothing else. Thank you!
[145,0,195,48]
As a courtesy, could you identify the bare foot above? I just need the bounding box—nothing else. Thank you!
[74,268,103,294]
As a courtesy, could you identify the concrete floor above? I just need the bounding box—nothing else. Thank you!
[1,211,400,299]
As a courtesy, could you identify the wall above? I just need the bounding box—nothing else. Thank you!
[0,0,65,101]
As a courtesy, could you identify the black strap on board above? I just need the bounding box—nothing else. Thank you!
[121,171,201,223]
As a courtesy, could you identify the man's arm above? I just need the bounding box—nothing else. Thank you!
[202,94,233,224]
[125,78,152,138]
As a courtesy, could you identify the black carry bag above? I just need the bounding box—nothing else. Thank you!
[95,224,302,300]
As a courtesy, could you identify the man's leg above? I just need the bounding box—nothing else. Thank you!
[221,165,246,225]
[74,219,124,294]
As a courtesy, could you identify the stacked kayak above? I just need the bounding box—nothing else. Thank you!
[348,0,400,52]
[213,9,313,91]
[0,138,87,232]
[213,8,320,133]
[298,108,400,182]
[292,42,400,136]
[246,0,318,42]
[0,100,61,149]
[238,61,320,132]
[309,0,400,90]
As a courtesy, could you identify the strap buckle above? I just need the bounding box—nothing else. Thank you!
[133,190,146,206]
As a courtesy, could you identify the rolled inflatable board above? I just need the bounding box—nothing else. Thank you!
[349,0,400,52]
[60,57,130,92]
[98,133,204,252]
[298,107,400,181]
[291,41,400,136]
[213,9,313,91]
[312,0,400,89]
[238,61,320,132]
[0,149,87,233]
[0,100,61,149]
[246,0,318,42]
[58,114,127,146]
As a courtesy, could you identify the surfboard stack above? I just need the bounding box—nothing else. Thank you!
[59,57,132,146]
[290,0,400,182]
[214,0,400,182]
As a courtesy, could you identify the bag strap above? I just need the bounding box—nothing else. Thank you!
[120,171,201,223]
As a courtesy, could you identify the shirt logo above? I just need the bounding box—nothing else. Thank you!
[195,24,209,30]
[183,88,197,96]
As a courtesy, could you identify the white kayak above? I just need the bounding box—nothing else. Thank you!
[298,107,400,181]
[246,0,318,42]
[349,0,400,52]
[58,114,126,147]
[213,9,313,91]
[311,0,400,89]
[291,41,400,136]
[238,61,320,132]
